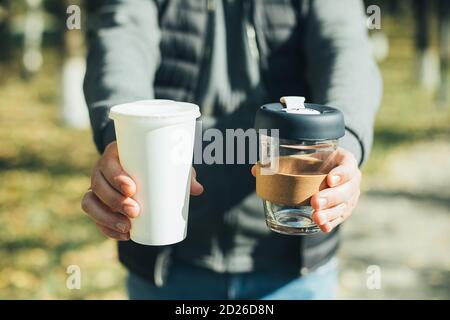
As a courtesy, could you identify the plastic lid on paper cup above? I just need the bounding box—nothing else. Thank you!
[109,100,201,120]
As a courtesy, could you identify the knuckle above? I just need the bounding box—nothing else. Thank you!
[344,148,356,162]
[343,189,354,204]
[104,230,116,239]
[342,203,351,216]
[327,194,337,207]
[333,205,345,219]
[332,217,342,227]
[351,154,358,166]
[91,162,99,179]
[339,183,350,198]
[343,167,352,180]
[349,199,357,210]
[352,190,361,204]
[107,220,121,232]
[101,232,114,240]
[98,226,114,239]
[90,174,99,193]
[341,150,351,161]
[353,193,360,206]
[111,196,125,212]
[352,178,360,191]
[345,209,353,219]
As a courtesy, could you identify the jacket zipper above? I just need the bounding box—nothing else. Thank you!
[244,1,261,68]
[222,1,262,272]
[193,0,216,101]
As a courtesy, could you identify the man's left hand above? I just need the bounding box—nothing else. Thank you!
[311,147,361,233]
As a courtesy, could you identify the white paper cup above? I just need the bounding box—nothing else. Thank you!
[109,100,201,246]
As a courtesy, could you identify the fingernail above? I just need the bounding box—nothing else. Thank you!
[116,222,128,233]
[192,176,203,190]
[323,223,332,233]
[123,204,138,217]
[331,175,341,186]
[121,183,133,195]
[318,212,328,225]
[194,178,203,188]
[318,198,328,209]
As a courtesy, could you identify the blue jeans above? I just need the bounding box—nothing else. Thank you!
[127,257,338,300]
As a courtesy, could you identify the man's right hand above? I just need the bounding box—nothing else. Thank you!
[81,141,204,240]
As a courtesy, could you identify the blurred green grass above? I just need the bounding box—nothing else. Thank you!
[0,51,126,299]
[0,17,450,299]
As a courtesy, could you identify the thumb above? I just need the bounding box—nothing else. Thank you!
[190,168,204,196]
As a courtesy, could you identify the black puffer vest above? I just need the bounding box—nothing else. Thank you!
[153,0,309,102]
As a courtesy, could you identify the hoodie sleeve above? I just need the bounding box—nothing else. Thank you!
[84,0,161,153]
[304,0,382,165]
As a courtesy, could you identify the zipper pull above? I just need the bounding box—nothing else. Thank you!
[246,22,260,61]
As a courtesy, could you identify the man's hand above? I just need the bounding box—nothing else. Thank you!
[310,148,361,233]
[251,147,361,233]
[81,141,204,240]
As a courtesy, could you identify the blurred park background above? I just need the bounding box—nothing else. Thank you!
[0,0,449,299]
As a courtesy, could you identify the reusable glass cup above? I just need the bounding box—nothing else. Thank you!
[254,100,345,235]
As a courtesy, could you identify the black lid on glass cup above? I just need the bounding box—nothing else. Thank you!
[254,101,345,141]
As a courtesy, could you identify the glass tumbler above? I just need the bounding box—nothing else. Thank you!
[254,99,345,236]
[258,135,338,235]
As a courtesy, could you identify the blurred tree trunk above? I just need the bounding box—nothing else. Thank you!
[22,0,45,78]
[0,0,11,63]
[437,0,450,107]
[61,0,90,129]
[414,0,440,91]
